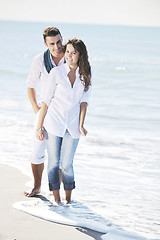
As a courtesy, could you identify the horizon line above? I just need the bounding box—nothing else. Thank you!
[0,18,160,29]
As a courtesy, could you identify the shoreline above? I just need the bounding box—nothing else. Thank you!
[0,164,103,240]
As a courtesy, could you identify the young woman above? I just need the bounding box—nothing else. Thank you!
[36,38,91,204]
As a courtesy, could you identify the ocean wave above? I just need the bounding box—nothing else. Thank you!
[0,117,33,128]
[115,66,126,71]
[91,57,160,65]
[0,68,27,77]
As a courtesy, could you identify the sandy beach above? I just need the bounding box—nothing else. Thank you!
[0,164,103,240]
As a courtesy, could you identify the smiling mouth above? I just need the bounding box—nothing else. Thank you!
[55,49,60,53]
[67,58,73,62]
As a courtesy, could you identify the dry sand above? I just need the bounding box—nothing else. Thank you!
[0,164,103,240]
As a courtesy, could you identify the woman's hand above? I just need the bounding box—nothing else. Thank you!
[36,129,45,140]
[80,126,88,136]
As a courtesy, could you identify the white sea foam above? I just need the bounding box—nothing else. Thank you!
[13,198,110,233]
[102,229,151,240]
[13,197,151,240]
[115,66,126,71]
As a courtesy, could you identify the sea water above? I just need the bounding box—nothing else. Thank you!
[0,20,160,240]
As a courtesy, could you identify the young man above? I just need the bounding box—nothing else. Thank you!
[24,27,64,197]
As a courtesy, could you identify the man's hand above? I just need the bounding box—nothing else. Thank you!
[36,129,45,140]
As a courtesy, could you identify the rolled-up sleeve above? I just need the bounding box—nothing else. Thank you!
[42,68,57,106]
[80,86,91,105]
[80,75,92,105]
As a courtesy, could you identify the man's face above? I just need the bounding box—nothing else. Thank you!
[45,34,63,58]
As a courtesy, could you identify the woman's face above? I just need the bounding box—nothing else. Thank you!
[65,44,79,68]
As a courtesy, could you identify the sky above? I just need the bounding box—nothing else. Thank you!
[0,0,160,27]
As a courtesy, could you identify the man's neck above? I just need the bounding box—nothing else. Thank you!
[51,52,64,66]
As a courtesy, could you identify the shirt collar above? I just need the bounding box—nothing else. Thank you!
[64,62,79,77]
[50,54,65,67]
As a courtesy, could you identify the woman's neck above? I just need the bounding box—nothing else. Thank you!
[68,63,78,71]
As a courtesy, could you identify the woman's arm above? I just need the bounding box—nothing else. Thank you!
[36,102,48,140]
[79,102,88,136]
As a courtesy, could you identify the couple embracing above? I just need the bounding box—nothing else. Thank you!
[25,27,91,205]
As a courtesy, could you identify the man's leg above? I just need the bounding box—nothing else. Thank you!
[24,162,44,197]
[24,127,47,197]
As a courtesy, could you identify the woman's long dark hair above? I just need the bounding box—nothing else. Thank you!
[65,38,91,91]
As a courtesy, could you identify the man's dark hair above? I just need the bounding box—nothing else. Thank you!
[43,27,61,42]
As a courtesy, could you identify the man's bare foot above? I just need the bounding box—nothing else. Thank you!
[24,188,40,197]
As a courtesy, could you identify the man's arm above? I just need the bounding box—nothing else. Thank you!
[36,102,48,140]
[28,88,40,114]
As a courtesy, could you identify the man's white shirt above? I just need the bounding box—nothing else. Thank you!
[27,52,64,105]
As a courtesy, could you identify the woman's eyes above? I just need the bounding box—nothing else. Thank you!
[66,51,76,55]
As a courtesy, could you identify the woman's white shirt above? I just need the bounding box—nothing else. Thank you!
[26,52,64,105]
[43,63,91,139]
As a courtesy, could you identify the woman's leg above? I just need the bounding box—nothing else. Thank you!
[60,130,79,203]
[47,132,62,203]
[65,190,72,204]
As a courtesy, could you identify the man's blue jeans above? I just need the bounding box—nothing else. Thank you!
[47,130,79,191]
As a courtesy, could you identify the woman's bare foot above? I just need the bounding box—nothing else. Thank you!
[65,199,71,204]
[55,200,63,206]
